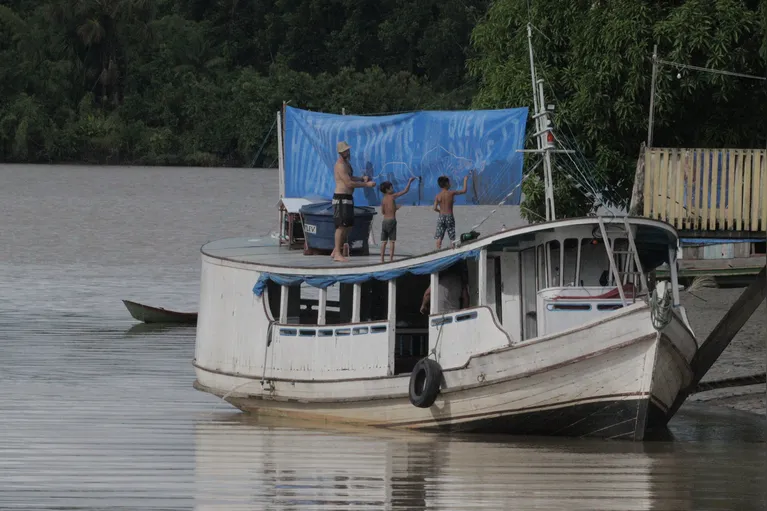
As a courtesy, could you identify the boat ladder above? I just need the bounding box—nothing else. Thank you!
[597,216,648,306]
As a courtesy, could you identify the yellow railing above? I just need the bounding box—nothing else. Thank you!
[643,147,767,232]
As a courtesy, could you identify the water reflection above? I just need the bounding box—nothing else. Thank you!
[124,322,197,336]
[194,413,766,510]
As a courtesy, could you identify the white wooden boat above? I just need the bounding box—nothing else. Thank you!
[192,24,697,440]
[193,216,696,440]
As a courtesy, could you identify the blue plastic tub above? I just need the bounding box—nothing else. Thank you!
[300,201,376,254]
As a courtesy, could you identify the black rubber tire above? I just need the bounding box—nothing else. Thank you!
[409,358,442,408]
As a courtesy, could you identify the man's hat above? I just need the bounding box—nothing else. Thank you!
[337,141,351,153]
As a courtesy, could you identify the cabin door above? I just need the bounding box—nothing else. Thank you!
[519,247,537,340]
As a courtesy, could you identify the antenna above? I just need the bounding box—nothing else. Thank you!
[519,23,575,221]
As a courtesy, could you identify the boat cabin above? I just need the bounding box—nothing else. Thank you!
[255,217,679,378]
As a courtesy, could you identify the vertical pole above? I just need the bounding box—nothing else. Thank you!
[526,23,541,149]
[478,248,488,306]
[279,285,288,323]
[352,283,361,322]
[342,107,346,115]
[538,80,556,221]
[668,246,681,306]
[430,273,439,315]
[647,44,658,148]
[318,288,327,325]
[387,279,397,375]
[277,110,285,199]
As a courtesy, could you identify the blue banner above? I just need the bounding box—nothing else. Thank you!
[283,106,528,207]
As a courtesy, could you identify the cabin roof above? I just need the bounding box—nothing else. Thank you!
[201,216,678,276]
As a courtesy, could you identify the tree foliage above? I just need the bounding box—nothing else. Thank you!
[470,0,767,220]
[0,0,484,166]
[2,0,766,223]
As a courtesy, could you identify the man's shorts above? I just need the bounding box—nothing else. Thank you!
[381,218,397,241]
[332,193,354,228]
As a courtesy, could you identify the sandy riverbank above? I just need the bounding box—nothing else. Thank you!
[682,284,766,415]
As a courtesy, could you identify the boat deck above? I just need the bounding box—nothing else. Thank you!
[201,237,417,269]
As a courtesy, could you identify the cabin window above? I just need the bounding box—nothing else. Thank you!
[612,238,629,285]
[563,238,579,286]
[546,240,561,287]
[536,244,547,290]
[322,283,343,324]
[265,280,281,320]
[296,283,319,325]
[578,238,609,286]
[359,280,388,322]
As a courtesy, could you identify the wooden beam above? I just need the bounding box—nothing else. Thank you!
[701,149,710,230]
[751,150,762,231]
[693,265,766,384]
[667,266,766,420]
[629,142,646,216]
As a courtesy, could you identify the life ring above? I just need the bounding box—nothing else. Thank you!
[409,358,442,408]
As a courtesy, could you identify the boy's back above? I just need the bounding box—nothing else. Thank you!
[381,194,397,218]
[433,173,471,249]
[435,189,456,215]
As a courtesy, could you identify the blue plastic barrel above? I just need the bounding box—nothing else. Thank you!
[300,201,376,254]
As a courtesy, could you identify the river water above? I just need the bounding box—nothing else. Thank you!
[0,164,764,510]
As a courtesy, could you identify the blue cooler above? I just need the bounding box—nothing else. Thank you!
[300,201,376,255]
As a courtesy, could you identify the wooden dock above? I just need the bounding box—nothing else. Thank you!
[635,147,767,237]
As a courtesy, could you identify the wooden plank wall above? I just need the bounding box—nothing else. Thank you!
[643,148,767,232]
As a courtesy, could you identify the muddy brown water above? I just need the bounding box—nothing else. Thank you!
[0,164,765,510]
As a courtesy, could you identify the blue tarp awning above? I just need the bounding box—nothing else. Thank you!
[252,250,480,296]
[283,106,528,207]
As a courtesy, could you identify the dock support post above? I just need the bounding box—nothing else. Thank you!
[352,283,361,322]
[387,279,397,375]
[668,246,680,306]
[430,273,439,315]
[667,266,766,418]
[279,285,288,323]
[318,288,327,325]
[478,248,487,306]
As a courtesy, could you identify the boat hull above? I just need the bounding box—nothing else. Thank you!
[194,307,695,440]
[123,300,198,324]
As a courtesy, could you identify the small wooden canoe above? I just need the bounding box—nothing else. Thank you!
[122,300,198,324]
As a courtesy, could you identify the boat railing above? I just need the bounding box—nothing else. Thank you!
[275,322,389,338]
[269,319,392,379]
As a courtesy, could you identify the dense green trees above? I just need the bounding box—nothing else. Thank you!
[0,0,484,166]
[1,1,765,219]
[471,0,767,218]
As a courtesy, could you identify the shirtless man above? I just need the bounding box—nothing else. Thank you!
[433,172,471,249]
[332,141,376,262]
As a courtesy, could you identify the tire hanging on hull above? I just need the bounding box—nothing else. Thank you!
[409,358,442,408]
